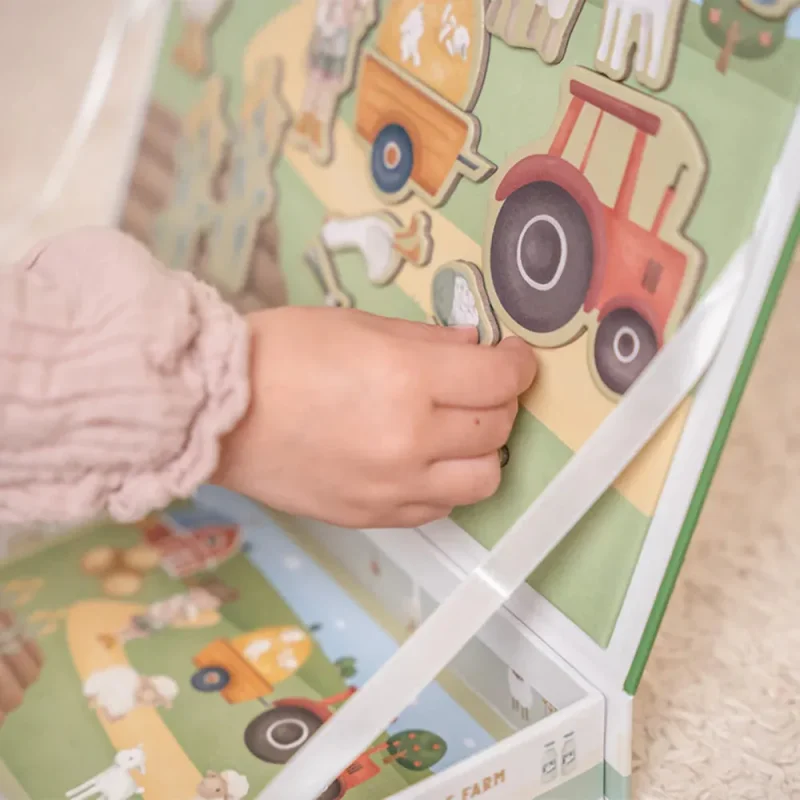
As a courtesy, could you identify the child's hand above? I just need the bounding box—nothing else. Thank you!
[213,306,537,528]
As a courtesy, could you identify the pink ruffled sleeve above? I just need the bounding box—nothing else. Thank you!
[0,227,251,527]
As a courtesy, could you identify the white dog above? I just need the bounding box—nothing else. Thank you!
[83,665,179,723]
[66,746,146,800]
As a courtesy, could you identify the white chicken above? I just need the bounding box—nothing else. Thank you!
[320,216,397,284]
[319,213,430,285]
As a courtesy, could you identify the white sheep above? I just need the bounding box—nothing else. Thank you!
[83,665,179,723]
[65,746,146,800]
[194,770,250,800]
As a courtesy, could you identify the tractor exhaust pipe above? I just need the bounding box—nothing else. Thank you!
[651,163,689,237]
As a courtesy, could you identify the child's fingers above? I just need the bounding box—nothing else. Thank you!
[361,311,479,344]
[422,453,503,508]
[431,337,537,409]
[428,401,518,461]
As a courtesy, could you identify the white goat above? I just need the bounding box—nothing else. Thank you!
[65,746,146,800]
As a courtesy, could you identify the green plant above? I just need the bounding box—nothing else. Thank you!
[701,0,787,72]
[386,730,447,771]
[334,656,357,680]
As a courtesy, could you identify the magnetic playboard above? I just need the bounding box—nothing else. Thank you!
[117,0,800,692]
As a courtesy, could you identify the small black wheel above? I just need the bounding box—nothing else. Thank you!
[316,780,343,800]
[191,666,230,693]
[371,124,414,196]
[489,180,593,334]
[244,706,324,764]
[594,309,658,395]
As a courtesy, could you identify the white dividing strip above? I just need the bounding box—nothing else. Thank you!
[257,248,748,800]
[0,0,167,253]
[604,103,800,682]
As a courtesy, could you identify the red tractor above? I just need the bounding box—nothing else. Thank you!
[191,638,447,800]
[243,693,446,799]
[486,77,704,396]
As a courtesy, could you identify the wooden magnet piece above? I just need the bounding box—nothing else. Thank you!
[151,76,231,274]
[595,0,689,90]
[702,0,794,74]
[431,260,501,345]
[355,0,495,207]
[205,58,292,298]
[305,210,433,306]
[292,0,379,166]
[486,0,587,66]
[483,67,708,399]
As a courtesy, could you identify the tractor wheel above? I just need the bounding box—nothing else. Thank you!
[489,181,593,334]
[594,309,658,395]
[371,124,414,197]
[191,666,231,693]
[316,781,343,800]
[244,706,324,764]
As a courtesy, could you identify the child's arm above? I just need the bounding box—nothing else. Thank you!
[0,227,537,532]
[0,227,250,528]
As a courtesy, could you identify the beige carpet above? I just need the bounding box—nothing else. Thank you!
[1,3,798,798]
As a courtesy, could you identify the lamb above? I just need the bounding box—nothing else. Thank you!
[83,665,179,723]
[65,746,146,800]
[194,770,250,800]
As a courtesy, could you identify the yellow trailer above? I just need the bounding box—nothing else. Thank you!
[355,0,494,207]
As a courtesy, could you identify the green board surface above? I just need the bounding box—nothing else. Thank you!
[137,0,799,666]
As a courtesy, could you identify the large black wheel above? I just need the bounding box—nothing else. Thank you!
[371,124,414,196]
[489,181,593,334]
[594,309,658,395]
[316,780,343,800]
[191,666,230,693]
[244,706,324,764]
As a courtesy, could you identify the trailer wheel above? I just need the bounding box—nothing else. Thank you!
[191,666,231,693]
[490,181,593,334]
[594,309,658,395]
[244,706,324,764]
[371,124,414,196]
[317,781,343,800]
